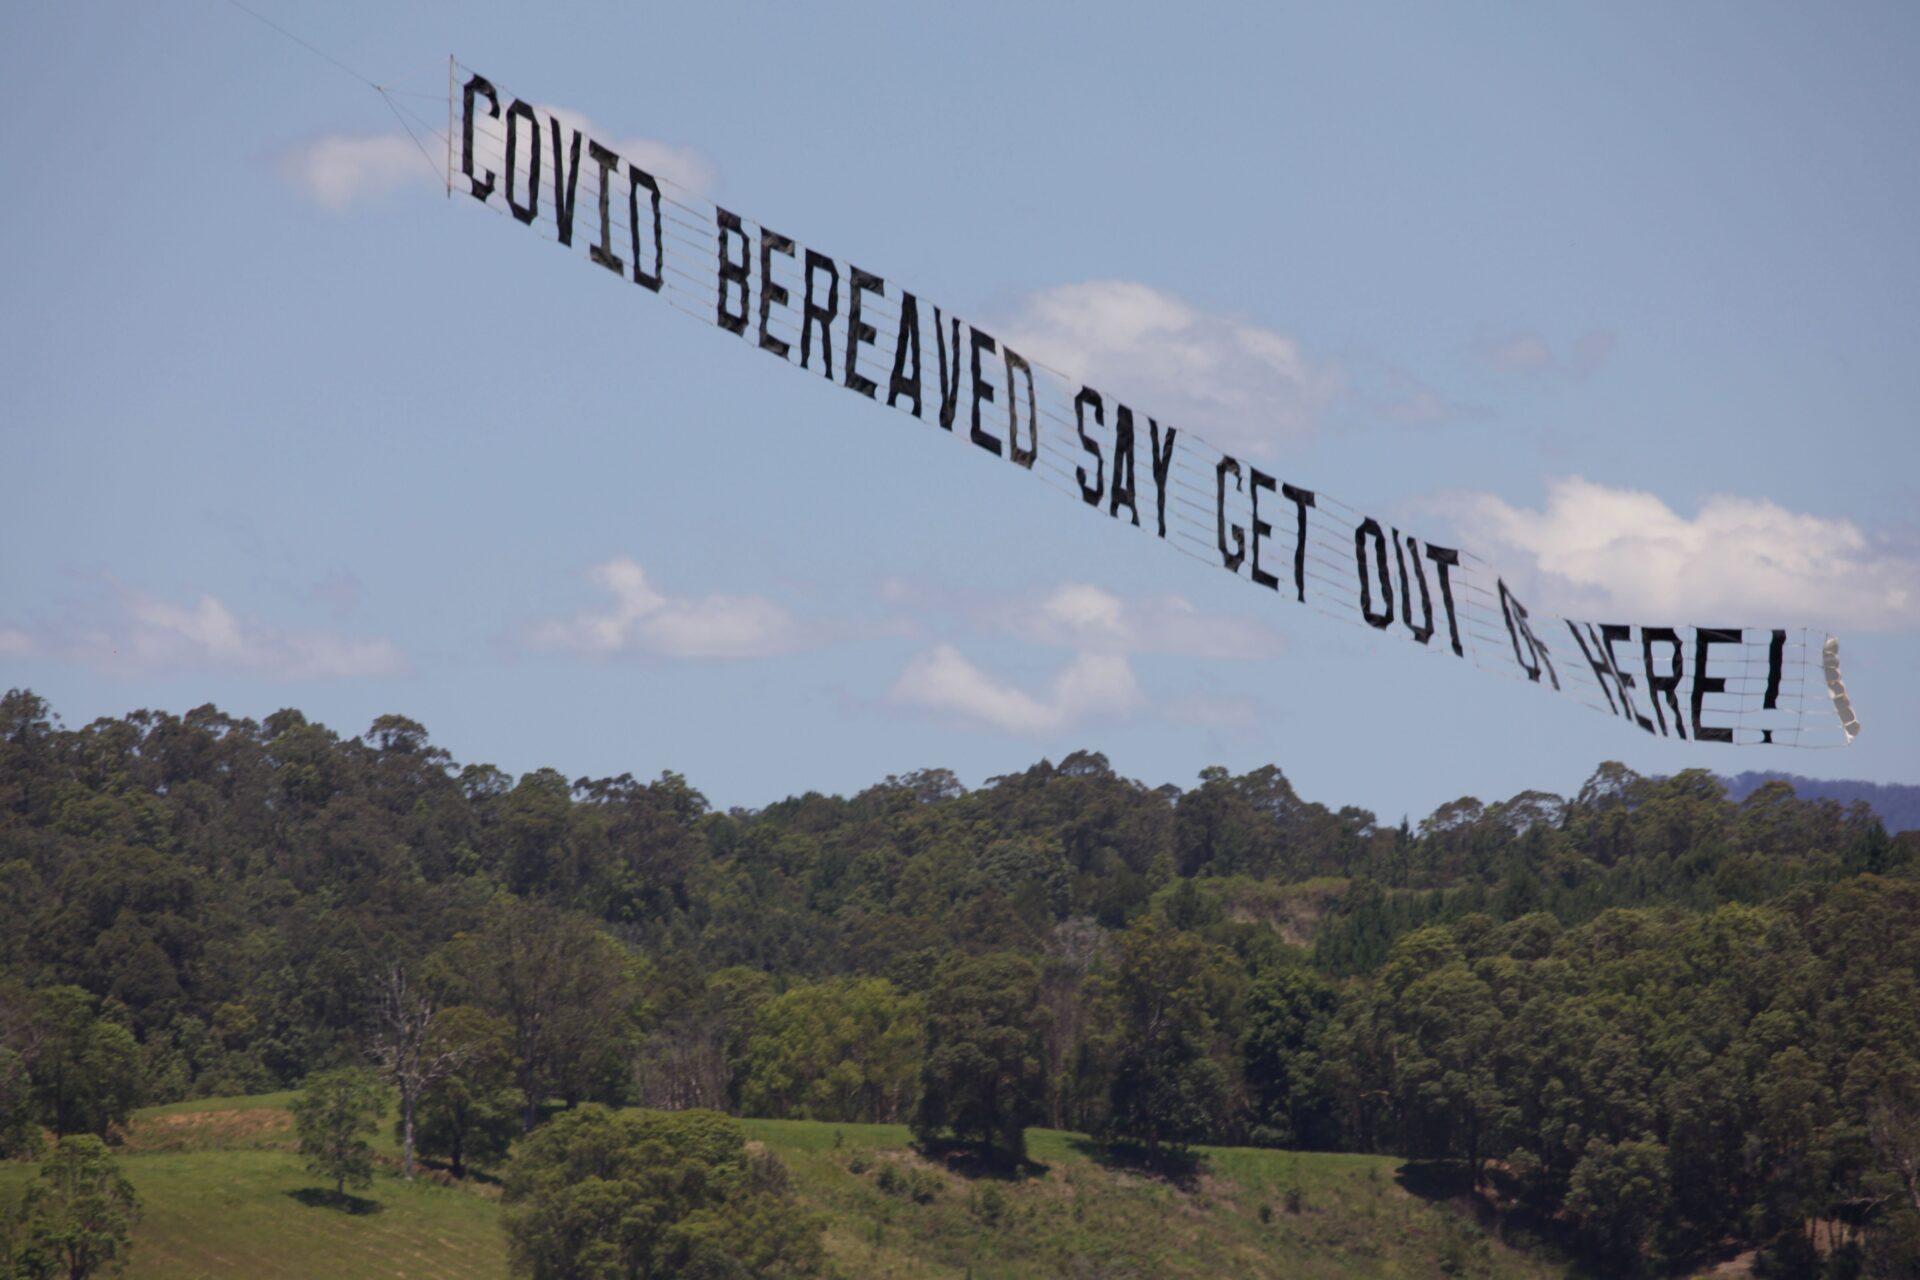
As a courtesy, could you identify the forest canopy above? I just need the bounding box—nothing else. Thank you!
[0,688,1915,1275]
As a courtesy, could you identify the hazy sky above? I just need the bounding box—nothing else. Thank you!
[4,1,1916,822]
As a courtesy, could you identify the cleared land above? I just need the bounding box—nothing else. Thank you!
[0,1095,1567,1279]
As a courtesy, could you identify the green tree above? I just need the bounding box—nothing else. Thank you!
[913,953,1047,1164]
[1242,965,1338,1149]
[290,1068,385,1197]
[501,1105,823,1280]
[412,1007,520,1179]
[455,899,645,1131]
[370,965,479,1182]
[25,990,142,1140]
[0,1047,40,1159]
[1092,918,1244,1165]
[14,1135,140,1280]
[739,979,922,1123]
[1566,1137,1670,1272]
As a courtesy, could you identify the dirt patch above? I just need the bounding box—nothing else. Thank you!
[125,1107,294,1153]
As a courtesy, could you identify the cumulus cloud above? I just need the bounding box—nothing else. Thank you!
[1473,329,1615,379]
[999,280,1341,457]
[4,582,406,679]
[1567,331,1616,379]
[529,556,801,659]
[278,134,433,210]
[1438,476,1920,630]
[889,644,1142,735]
[989,583,1285,660]
[279,104,713,211]
[879,581,1280,734]
[1478,332,1552,373]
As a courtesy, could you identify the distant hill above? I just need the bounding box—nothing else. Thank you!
[1721,771,1920,834]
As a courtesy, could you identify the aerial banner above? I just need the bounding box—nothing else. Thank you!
[448,64,1859,748]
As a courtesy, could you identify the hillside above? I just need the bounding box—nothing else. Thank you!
[3,690,1917,1275]
[0,1095,1565,1280]
[1721,770,1920,834]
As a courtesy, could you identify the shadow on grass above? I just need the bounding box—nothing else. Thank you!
[1063,1136,1204,1189]
[411,1156,503,1187]
[286,1188,383,1215]
[915,1137,1050,1182]
[1393,1160,1702,1279]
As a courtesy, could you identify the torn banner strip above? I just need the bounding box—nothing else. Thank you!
[448,62,1859,749]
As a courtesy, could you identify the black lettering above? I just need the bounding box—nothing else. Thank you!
[1425,544,1463,656]
[548,118,583,246]
[969,328,1001,455]
[1498,580,1559,688]
[1355,519,1394,628]
[1567,622,1623,715]
[461,75,499,201]
[845,268,884,398]
[934,308,963,431]
[1692,628,1739,742]
[587,141,623,275]
[1216,457,1245,572]
[800,250,840,377]
[1641,626,1687,739]
[1281,484,1315,604]
[1764,629,1786,709]
[1149,420,1176,539]
[1110,407,1139,525]
[1601,624,1654,733]
[504,99,541,224]
[1004,348,1037,468]
[1074,387,1105,506]
[627,167,662,291]
[1249,469,1279,590]
[757,229,794,360]
[1395,532,1435,644]
[713,208,749,334]
[887,292,922,417]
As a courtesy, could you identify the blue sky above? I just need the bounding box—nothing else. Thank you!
[3,1,1915,823]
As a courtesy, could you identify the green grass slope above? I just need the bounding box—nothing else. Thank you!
[2,1096,1568,1279]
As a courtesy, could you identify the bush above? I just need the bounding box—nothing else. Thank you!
[502,1106,824,1279]
[972,1183,1010,1227]
[290,1067,385,1197]
[13,1135,141,1280]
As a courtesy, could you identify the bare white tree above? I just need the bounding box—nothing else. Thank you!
[370,964,473,1181]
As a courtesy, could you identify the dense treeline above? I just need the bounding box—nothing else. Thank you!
[0,689,1916,1275]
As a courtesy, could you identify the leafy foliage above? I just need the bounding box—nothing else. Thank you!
[500,1106,823,1279]
[289,1068,384,1196]
[11,1135,140,1280]
[913,952,1046,1164]
[1,686,1917,1271]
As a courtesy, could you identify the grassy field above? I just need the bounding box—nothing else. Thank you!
[0,1096,1571,1279]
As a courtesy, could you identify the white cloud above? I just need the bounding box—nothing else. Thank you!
[1438,476,1920,630]
[889,644,1141,735]
[1567,331,1615,379]
[538,105,716,197]
[1477,332,1554,373]
[530,556,801,659]
[991,583,1285,660]
[7,582,406,679]
[878,582,1278,734]
[278,134,434,210]
[279,103,713,211]
[1473,329,1615,379]
[999,280,1341,457]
